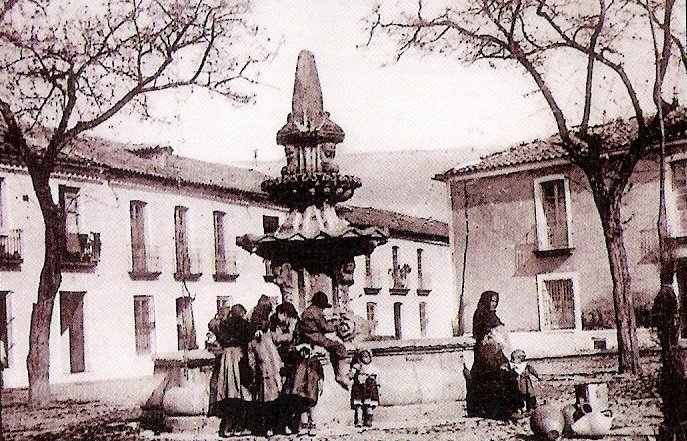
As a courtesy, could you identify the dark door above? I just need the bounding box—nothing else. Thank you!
[60,292,85,373]
[394,302,402,340]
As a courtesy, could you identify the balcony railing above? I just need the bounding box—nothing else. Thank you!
[417,273,432,296]
[130,245,162,280]
[389,263,411,295]
[0,229,22,266]
[174,247,202,281]
[214,251,239,282]
[63,232,101,269]
[263,259,275,283]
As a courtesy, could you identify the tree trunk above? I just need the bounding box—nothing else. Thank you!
[26,169,64,407]
[597,197,641,374]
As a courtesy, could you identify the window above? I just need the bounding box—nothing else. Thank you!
[419,302,428,337]
[262,215,279,279]
[175,206,190,273]
[390,246,411,292]
[176,296,198,351]
[536,273,581,331]
[533,176,572,251]
[130,200,158,276]
[364,252,381,294]
[133,296,155,355]
[60,186,100,267]
[366,302,377,336]
[214,211,237,281]
[60,292,85,373]
[670,160,687,235]
[263,215,279,234]
[214,211,227,273]
[393,302,403,339]
[417,248,432,295]
[174,206,201,280]
[0,291,11,367]
[217,295,233,316]
[59,186,80,235]
[417,249,424,289]
[640,228,659,263]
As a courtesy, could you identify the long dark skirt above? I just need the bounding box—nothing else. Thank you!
[467,334,520,419]
[279,355,324,432]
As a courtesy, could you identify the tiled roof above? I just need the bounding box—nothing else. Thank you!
[338,205,448,241]
[442,136,568,177]
[64,136,269,196]
[438,106,687,180]
[0,130,448,238]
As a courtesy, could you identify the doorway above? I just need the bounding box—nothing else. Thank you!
[60,291,85,373]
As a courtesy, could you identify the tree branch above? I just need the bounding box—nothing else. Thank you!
[536,0,645,131]
[580,0,607,136]
[0,97,35,168]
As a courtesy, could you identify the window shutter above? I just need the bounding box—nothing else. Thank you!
[214,211,227,274]
[175,207,190,273]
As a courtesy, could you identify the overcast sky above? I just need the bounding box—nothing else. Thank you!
[91,0,685,166]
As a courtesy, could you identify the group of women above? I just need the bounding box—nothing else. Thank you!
[206,288,524,435]
[208,295,323,437]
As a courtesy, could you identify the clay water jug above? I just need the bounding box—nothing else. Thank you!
[570,409,614,438]
[530,404,564,441]
[561,403,577,435]
[575,382,609,411]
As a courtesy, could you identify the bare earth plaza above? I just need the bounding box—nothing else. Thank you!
[0,0,686,440]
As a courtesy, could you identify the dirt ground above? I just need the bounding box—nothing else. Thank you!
[2,352,665,440]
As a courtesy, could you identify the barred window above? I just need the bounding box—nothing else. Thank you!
[537,273,580,331]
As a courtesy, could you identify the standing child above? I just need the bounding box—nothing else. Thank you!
[508,349,540,411]
[350,349,380,427]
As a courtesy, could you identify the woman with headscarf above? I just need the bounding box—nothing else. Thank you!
[466,290,519,420]
[247,295,281,436]
[215,304,253,437]
[250,294,273,334]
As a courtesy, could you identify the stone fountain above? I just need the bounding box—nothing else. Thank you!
[142,51,473,435]
[236,50,388,315]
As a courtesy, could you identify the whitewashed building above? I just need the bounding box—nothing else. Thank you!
[0,136,452,388]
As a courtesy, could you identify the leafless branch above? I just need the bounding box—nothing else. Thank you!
[580,0,607,136]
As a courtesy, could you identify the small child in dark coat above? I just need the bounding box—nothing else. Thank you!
[508,349,540,411]
[350,349,380,427]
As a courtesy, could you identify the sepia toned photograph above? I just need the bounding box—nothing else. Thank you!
[0,0,685,439]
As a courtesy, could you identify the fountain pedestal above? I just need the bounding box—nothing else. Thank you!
[143,338,474,432]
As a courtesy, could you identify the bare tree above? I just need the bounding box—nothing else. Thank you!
[366,0,685,374]
[0,0,275,407]
[648,0,687,437]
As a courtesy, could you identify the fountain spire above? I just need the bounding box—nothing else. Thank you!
[277,50,344,148]
[237,50,387,312]
[291,51,324,131]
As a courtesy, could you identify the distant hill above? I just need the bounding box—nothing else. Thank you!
[231,148,494,222]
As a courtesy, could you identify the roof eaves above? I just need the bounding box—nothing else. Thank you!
[441,157,572,182]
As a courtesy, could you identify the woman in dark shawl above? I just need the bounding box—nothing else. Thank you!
[466,290,519,419]
[215,304,253,437]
